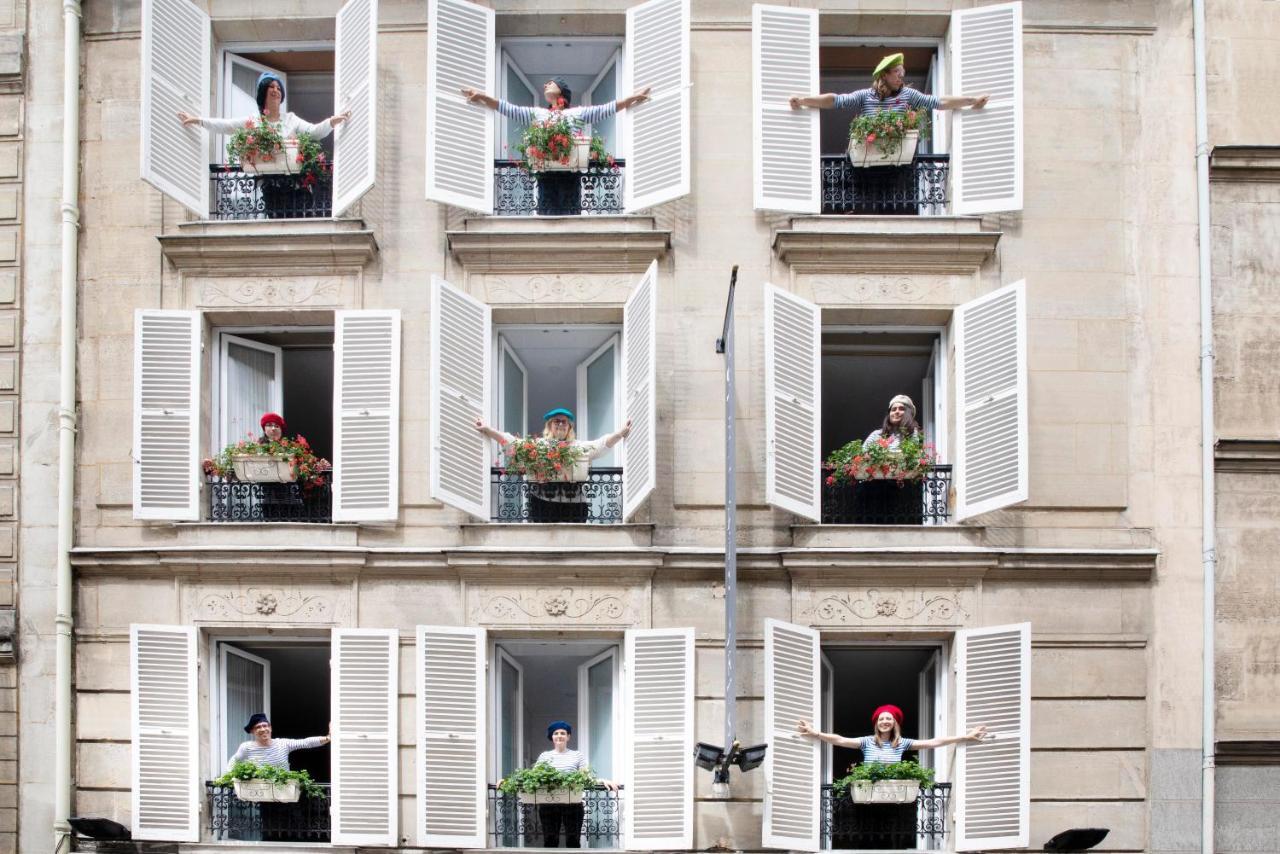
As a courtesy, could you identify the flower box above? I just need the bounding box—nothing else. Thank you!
[538,138,591,172]
[517,789,585,805]
[241,139,299,176]
[848,130,919,168]
[231,454,297,483]
[851,779,920,804]
[233,778,302,803]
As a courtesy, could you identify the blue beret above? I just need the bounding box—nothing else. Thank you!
[542,408,575,423]
[547,720,572,740]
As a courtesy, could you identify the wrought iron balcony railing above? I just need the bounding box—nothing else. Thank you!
[821,465,953,525]
[493,159,626,215]
[491,467,624,524]
[206,782,331,843]
[820,154,949,215]
[488,785,624,848]
[209,163,334,219]
[206,479,333,523]
[821,783,951,850]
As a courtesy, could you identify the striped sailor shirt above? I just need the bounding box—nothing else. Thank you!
[536,748,589,772]
[496,100,618,128]
[227,736,329,771]
[833,86,939,116]
[859,735,915,764]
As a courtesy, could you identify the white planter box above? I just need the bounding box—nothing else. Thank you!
[233,778,301,803]
[231,454,297,483]
[241,139,300,175]
[517,789,585,805]
[847,130,919,168]
[538,138,592,172]
[851,779,921,804]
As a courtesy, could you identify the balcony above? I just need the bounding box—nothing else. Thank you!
[821,465,953,525]
[821,783,951,850]
[210,163,334,220]
[820,154,949,216]
[206,782,331,843]
[491,467,623,523]
[487,785,624,848]
[493,159,626,216]
[206,479,333,523]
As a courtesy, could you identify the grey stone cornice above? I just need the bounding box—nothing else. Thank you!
[158,219,379,271]
[1209,146,1280,183]
[1215,438,1280,473]
[772,216,1001,274]
[447,216,670,273]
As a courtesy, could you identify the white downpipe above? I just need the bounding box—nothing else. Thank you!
[1191,0,1215,852]
[55,0,83,849]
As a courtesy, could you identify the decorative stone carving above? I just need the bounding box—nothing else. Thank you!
[196,276,348,308]
[183,583,353,625]
[809,276,929,305]
[482,274,632,304]
[797,586,972,627]
[467,584,642,627]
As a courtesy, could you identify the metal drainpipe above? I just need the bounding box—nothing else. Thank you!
[55,0,83,849]
[1190,0,1216,851]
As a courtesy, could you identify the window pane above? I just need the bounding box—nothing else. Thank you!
[225,341,276,445]
[586,344,616,466]
[224,650,265,767]
[587,657,613,780]
[502,349,525,435]
[592,62,617,155]
[506,62,536,158]
[500,657,521,775]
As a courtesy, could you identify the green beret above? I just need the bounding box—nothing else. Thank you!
[873,53,905,79]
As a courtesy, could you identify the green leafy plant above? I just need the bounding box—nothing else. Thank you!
[497,761,598,795]
[847,108,931,158]
[215,759,325,799]
[517,112,614,173]
[226,116,286,168]
[291,132,331,190]
[500,436,588,483]
[832,760,936,798]
[201,434,330,491]
[823,433,936,487]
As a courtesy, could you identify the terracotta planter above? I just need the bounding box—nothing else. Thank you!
[851,779,921,804]
[240,139,300,175]
[537,138,592,172]
[517,788,585,805]
[847,130,919,167]
[231,454,297,483]
[233,778,301,803]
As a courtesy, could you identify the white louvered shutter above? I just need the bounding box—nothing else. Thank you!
[622,260,658,519]
[425,0,495,213]
[133,310,200,521]
[762,619,820,851]
[333,311,401,522]
[764,283,821,522]
[950,1,1023,215]
[430,276,492,518]
[417,626,486,848]
[131,624,198,842]
[752,4,819,213]
[955,280,1028,520]
[624,628,694,850]
[623,0,690,212]
[331,629,399,846]
[954,622,1031,851]
[139,0,210,217]
[333,0,379,216]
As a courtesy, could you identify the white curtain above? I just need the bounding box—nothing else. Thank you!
[223,649,266,767]
[225,341,277,444]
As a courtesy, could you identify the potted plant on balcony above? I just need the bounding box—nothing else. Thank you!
[834,760,935,804]
[202,435,329,491]
[499,761,598,805]
[824,433,935,485]
[226,116,296,175]
[517,116,614,174]
[847,109,930,167]
[215,759,324,804]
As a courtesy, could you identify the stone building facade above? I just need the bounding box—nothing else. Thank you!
[4,0,1278,853]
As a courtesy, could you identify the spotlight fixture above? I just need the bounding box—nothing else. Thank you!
[694,742,726,771]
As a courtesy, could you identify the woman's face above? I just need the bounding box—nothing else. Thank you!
[888,403,907,425]
[546,416,571,439]
[875,712,896,734]
[264,80,283,110]
[543,80,562,105]
[883,64,906,90]
[551,728,570,749]
[252,721,273,744]
[263,422,283,441]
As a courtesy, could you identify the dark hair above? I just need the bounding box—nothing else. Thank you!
[879,409,920,438]
[256,75,286,113]
[550,77,572,106]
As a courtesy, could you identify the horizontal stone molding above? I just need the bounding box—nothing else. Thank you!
[796,584,974,628]
[1209,146,1280,183]
[1215,439,1280,473]
[158,219,379,271]
[447,216,670,273]
[465,581,649,628]
[782,547,1157,582]
[773,216,1000,275]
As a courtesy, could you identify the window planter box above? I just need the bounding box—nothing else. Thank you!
[230,454,297,483]
[232,778,302,803]
[516,789,585,805]
[536,139,592,172]
[851,779,921,804]
[848,130,918,168]
[240,139,300,176]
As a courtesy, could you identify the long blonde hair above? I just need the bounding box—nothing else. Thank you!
[873,720,903,748]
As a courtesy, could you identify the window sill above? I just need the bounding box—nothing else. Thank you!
[460,521,656,549]
[158,218,379,272]
[772,215,1000,275]
[447,215,670,273]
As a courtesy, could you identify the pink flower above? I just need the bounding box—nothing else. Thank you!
[245,120,255,129]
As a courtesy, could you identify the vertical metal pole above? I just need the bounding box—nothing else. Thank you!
[718,268,739,754]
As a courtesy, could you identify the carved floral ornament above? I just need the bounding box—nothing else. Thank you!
[483,274,631,304]
[800,586,971,627]
[809,275,928,304]
[194,586,344,623]
[198,277,345,308]
[470,586,637,626]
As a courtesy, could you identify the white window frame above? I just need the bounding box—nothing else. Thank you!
[496,335,530,437]
[576,646,622,780]
[215,40,336,161]
[217,643,272,770]
[488,645,525,780]
[575,332,623,464]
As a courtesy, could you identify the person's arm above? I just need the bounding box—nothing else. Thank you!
[796,718,862,749]
[602,419,633,449]
[178,113,250,134]
[912,726,989,750]
[461,88,539,127]
[461,87,500,110]
[473,418,515,445]
[937,94,989,111]
[225,742,247,772]
[289,111,349,140]
[788,93,836,109]
[615,87,652,112]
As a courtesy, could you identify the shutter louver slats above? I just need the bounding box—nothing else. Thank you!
[753,4,819,213]
[624,628,693,850]
[430,277,491,519]
[333,311,400,522]
[425,0,495,213]
[624,0,690,211]
[331,629,398,846]
[955,623,1031,851]
[333,0,378,216]
[955,281,1027,520]
[140,0,210,217]
[951,2,1023,214]
[131,625,198,842]
[764,284,821,522]
[133,311,200,521]
[762,619,820,851]
[622,261,658,519]
[418,627,486,848]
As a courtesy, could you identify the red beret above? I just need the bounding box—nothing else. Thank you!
[872,704,904,726]
[260,412,286,432]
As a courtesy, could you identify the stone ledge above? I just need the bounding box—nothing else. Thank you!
[1215,438,1280,473]
[459,521,656,550]
[1209,146,1280,183]
[158,218,379,272]
[448,216,670,273]
[772,215,1000,274]
[1216,740,1280,766]
[781,546,1157,582]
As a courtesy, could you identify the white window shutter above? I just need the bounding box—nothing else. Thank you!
[139,0,210,217]
[955,280,1028,520]
[333,0,379,217]
[624,627,693,850]
[333,310,401,522]
[623,0,690,212]
[752,4,819,213]
[762,619,820,851]
[331,628,399,846]
[430,276,492,519]
[133,310,201,521]
[950,1,1023,215]
[764,283,821,522]
[130,624,198,842]
[622,260,658,520]
[425,0,495,213]
[954,622,1031,851]
[417,626,486,848]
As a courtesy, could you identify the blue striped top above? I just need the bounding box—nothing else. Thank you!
[834,87,939,115]
[859,735,915,764]
[496,100,618,128]
[536,748,589,772]
[228,736,328,771]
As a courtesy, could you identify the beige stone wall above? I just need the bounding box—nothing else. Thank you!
[1207,0,1280,146]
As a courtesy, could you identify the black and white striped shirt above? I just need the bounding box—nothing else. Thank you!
[227,736,328,771]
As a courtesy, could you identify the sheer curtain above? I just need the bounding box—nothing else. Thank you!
[224,339,278,445]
